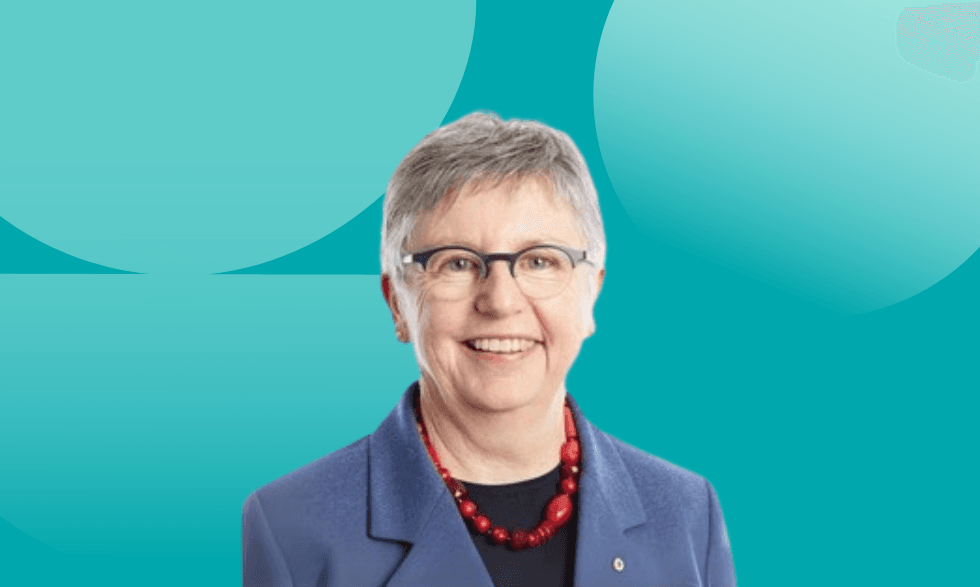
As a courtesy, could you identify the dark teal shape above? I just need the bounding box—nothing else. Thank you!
[873,245,980,321]
[0,215,135,274]
[223,0,623,275]
[0,515,59,557]
[220,196,383,275]
[438,0,634,235]
[0,515,75,585]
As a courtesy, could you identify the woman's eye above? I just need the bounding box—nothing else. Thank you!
[445,258,474,271]
[527,256,553,269]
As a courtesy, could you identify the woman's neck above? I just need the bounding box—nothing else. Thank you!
[417,377,567,485]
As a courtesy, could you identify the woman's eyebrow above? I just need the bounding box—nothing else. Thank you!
[425,238,577,252]
[514,238,577,249]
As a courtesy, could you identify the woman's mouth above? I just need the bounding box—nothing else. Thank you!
[463,337,539,354]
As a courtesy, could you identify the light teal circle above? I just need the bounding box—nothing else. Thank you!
[0,1,475,274]
[0,275,419,555]
[594,0,980,314]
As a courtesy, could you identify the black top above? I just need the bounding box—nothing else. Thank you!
[460,466,578,587]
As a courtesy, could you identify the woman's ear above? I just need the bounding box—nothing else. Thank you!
[381,274,410,343]
[584,268,605,338]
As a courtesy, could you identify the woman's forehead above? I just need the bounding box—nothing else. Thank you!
[408,177,586,250]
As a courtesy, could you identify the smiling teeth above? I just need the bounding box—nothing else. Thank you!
[469,338,536,353]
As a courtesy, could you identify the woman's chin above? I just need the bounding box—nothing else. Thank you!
[461,377,561,414]
[421,344,561,412]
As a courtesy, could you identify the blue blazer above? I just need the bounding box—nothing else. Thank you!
[243,383,736,586]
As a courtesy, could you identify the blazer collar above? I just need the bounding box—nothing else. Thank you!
[368,382,647,587]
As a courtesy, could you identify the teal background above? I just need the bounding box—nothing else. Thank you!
[1,1,977,586]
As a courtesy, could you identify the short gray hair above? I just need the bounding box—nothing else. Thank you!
[381,112,606,279]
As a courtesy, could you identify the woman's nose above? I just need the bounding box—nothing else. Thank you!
[474,261,527,316]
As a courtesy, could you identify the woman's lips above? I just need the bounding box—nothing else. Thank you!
[461,339,540,364]
[464,338,538,353]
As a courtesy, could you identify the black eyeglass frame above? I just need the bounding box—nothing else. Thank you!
[401,244,593,280]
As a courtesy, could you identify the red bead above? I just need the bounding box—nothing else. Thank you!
[447,479,467,500]
[530,528,544,545]
[559,476,578,495]
[560,439,581,465]
[510,529,529,550]
[439,468,452,483]
[560,464,580,478]
[490,526,510,545]
[545,494,573,527]
[458,500,477,519]
[472,514,491,534]
[538,520,557,538]
[564,406,578,438]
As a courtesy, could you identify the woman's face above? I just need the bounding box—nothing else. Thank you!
[383,177,604,414]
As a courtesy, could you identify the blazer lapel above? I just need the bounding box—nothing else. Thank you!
[567,396,659,587]
[382,496,495,587]
[367,383,494,587]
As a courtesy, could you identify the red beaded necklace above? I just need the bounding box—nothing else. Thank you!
[414,394,582,550]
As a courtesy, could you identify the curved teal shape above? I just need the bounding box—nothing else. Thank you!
[0,1,475,275]
[222,0,618,275]
[868,231,980,317]
[0,275,419,558]
[0,515,69,586]
[0,215,135,274]
[221,194,383,274]
[595,0,980,314]
[0,515,60,556]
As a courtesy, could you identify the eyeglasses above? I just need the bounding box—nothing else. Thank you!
[401,244,594,300]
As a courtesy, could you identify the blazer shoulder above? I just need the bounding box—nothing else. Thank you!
[607,434,711,518]
[602,435,736,586]
[244,437,414,586]
[248,435,370,514]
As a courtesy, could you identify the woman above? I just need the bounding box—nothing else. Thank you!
[243,113,736,587]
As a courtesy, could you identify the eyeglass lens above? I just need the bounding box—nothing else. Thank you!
[421,247,574,300]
